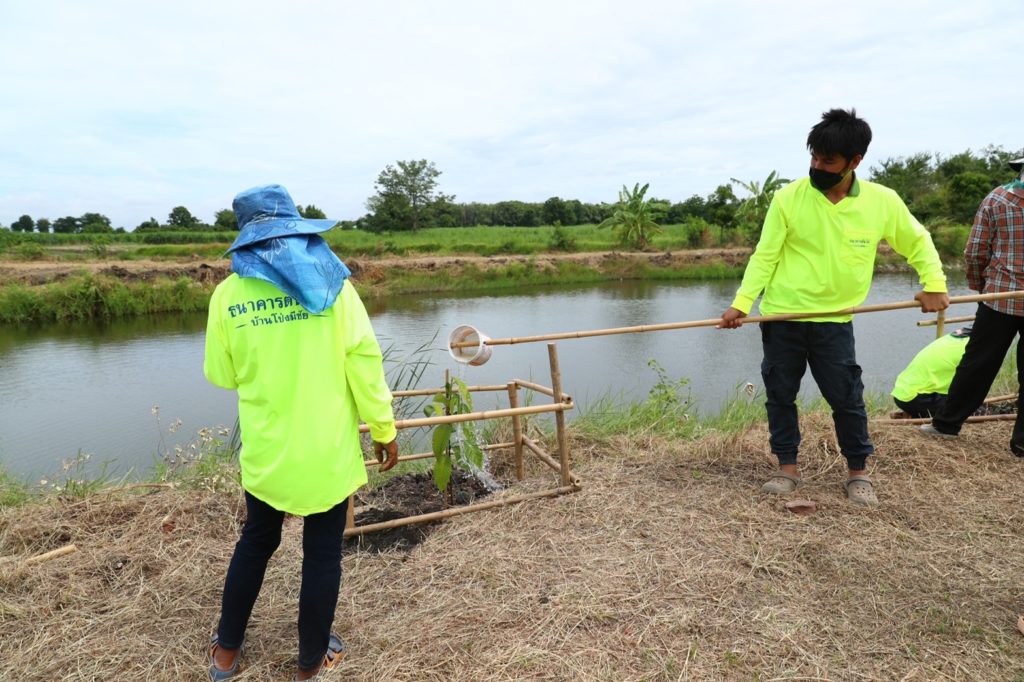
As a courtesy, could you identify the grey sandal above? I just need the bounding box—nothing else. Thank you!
[208,634,244,681]
[845,476,878,507]
[760,470,801,495]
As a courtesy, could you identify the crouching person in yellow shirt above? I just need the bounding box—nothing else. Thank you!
[718,109,949,507]
[891,327,971,418]
[203,185,399,681]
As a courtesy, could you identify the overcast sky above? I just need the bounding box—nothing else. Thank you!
[1,1,1020,229]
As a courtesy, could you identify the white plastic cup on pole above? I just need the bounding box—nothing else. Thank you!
[448,325,493,366]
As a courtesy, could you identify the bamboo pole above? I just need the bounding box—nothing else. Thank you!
[392,384,508,398]
[343,486,578,537]
[345,497,355,531]
[522,435,582,487]
[507,382,525,481]
[450,291,1024,349]
[483,442,517,451]
[510,378,554,398]
[364,451,434,467]
[935,309,946,338]
[917,315,974,328]
[547,344,572,488]
[985,393,1018,405]
[359,402,572,434]
[873,413,1017,425]
[364,442,517,468]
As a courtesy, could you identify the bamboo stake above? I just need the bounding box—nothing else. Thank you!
[917,315,974,328]
[873,413,1017,425]
[547,344,572,488]
[522,435,582,487]
[0,544,79,567]
[450,291,1024,349]
[359,402,572,433]
[343,486,577,537]
[507,382,525,481]
[935,309,946,338]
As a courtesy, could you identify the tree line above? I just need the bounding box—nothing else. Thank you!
[3,145,1021,236]
[4,204,328,235]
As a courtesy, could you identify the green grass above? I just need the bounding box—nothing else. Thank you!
[572,354,1020,444]
[572,360,766,442]
[3,222,737,260]
[323,223,738,257]
[0,468,32,508]
[0,273,211,324]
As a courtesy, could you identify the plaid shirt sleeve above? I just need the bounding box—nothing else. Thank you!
[966,187,1024,316]
[964,195,994,292]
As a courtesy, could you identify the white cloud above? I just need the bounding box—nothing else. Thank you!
[0,0,1019,227]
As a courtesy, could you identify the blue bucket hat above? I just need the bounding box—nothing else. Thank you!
[227,184,338,253]
[226,184,351,314]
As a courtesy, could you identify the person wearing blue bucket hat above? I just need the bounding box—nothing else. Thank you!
[227,183,351,315]
[204,184,399,680]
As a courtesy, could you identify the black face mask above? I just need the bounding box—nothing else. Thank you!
[809,166,850,191]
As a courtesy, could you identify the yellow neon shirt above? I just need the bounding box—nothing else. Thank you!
[891,333,969,402]
[731,177,947,321]
[204,275,396,515]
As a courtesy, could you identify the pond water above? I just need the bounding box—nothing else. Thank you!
[0,273,976,481]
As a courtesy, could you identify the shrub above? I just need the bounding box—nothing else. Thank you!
[548,223,577,252]
[683,218,710,248]
[931,224,970,259]
[14,242,45,260]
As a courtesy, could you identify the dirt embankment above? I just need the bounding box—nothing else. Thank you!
[0,248,752,287]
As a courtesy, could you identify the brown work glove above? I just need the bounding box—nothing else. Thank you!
[374,439,399,472]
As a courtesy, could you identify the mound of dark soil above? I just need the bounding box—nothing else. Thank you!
[345,470,496,553]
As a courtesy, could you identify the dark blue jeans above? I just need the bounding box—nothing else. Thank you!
[933,303,1024,455]
[217,491,349,670]
[760,321,873,470]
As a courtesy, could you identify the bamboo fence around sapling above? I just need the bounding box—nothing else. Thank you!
[346,343,579,538]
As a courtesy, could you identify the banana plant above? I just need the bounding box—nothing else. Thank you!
[598,182,664,250]
[730,170,789,241]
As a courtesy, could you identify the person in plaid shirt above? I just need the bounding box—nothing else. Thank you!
[923,157,1024,454]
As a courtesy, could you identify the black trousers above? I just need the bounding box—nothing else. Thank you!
[217,491,349,670]
[894,393,946,418]
[760,321,873,470]
[933,303,1024,455]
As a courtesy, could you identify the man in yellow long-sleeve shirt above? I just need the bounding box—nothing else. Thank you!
[718,108,949,507]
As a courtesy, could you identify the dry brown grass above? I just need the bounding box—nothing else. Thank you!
[3,416,1024,681]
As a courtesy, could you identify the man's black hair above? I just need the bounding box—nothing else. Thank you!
[806,108,872,161]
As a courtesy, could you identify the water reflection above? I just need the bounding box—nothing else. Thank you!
[0,273,974,480]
